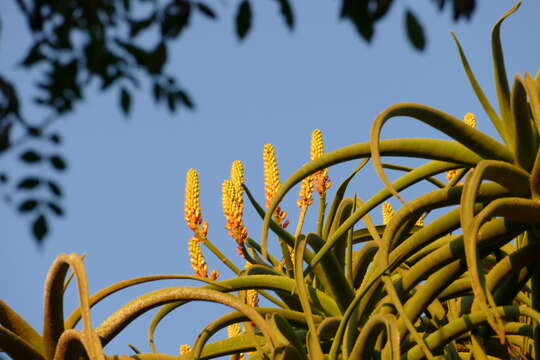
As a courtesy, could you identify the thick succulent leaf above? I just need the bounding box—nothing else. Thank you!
[460,160,530,236]
[43,254,104,360]
[491,2,521,138]
[487,240,540,296]
[305,233,354,313]
[382,163,446,188]
[310,160,468,272]
[0,300,44,356]
[369,103,512,205]
[450,32,504,141]
[322,158,369,239]
[405,305,540,360]
[523,73,540,138]
[406,219,524,332]
[511,74,537,170]
[96,287,277,354]
[349,313,400,359]
[293,234,324,358]
[262,138,484,262]
[66,274,228,329]
[192,309,311,360]
[464,197,540,342]
[0,326,45,360]
[146,275,339,352]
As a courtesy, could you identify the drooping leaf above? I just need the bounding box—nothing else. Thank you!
[17,178,41,190]
[275,0,294,29]
[236,0,252,40]
[20,150,41,163]
[32,214,48,242]
[405,9,426,51]
[21,41,45,67]
[120,87,131,115]
[196,3,217,19]
[49,134,61,144]
[46,202,64,217]
[178,90,194,109]
[129,13,156,37]
[47,181,63,197]
[19,199,38,212]
[49,155,67,171]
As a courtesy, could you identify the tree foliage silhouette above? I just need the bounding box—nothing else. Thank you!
[0,0,475,244]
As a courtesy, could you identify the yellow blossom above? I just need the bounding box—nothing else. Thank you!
[464,112,476,128]
[188,237,208,278]
[222,179,248,255]
[246,289,259,307]
[310,129,331,196]
[227,323,241,338]
[297,175,314,209]
[184,169,202,232]
[180,344,191,355]
[262,144,288,228]
[382,202,394,225]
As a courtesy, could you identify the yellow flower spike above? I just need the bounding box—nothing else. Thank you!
[227,323,241,338]
[310,129,332,196]
[231,160,245,188]
[297,175,314,209]
[184,169,202,232]
[263,144,281,209]
[180,344,191,355]
[446,169,457,183]
[210,269,219,280]
[188,237,208,278]
[246,289,259,307]
[222,179,248,256]
[262,144,289,228]
[310,129,324,161]
[382,202,394,225]
[464,112,476,128]
[446,113,476,184]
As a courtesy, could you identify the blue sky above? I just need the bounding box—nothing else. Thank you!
[1,0,539,357]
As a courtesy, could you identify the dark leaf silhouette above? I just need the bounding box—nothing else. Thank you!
[129,13,157,37]
[236,0,252,40]
[161,1,191,39]
[178,91,195,109]
[276,0,294,29]
[47,202,64,217]
[47,181,63,197]
[405,9,426,51]
[196,3,217,19]
[49,155,67,171]
[32,214,48,242]
[49,134,61,144]
[20,150,41,163]
[17,177,41,190]
[21,41,45,67]
[19,199,38,212]
[120,87,132,115]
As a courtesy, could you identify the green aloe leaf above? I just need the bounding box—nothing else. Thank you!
[450,32,504,141]
[491,2,521,143]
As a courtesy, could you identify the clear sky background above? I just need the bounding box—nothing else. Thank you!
[1,0,539,357]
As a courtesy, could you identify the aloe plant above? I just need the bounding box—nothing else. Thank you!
[1,2,539,359]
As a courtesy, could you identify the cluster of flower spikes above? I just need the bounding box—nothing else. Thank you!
[222,160,248,257]
[446,112,476,183]
[263,143,289,228]
[184,168,219,280]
